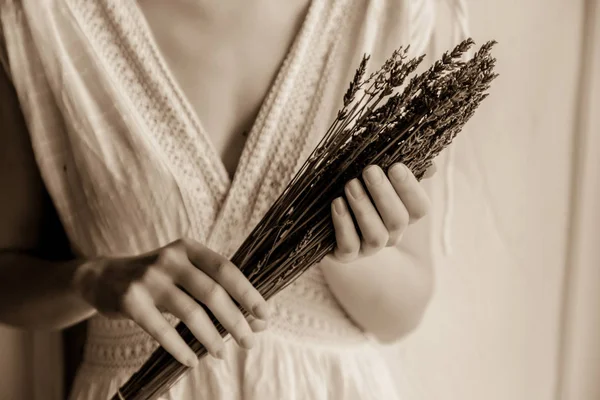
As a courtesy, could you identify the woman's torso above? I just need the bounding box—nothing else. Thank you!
[0,0,437,398]
[138,0,311,178]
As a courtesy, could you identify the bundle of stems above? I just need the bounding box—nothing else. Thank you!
[113,38,498,400]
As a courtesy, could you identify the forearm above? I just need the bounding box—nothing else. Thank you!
[0,251,97,330]
[322,246,434,343]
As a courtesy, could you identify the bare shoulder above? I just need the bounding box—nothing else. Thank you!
[0,61,70,256]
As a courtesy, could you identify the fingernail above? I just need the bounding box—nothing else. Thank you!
[389,163,408,182]
[249,318,268,332]
[240,335,255,349]
[332,197,347,216]
[363,165,383,185]
[346,179,365,200]
[252,303,270,320]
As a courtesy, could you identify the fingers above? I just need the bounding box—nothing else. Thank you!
[247,315,268,332]
[344,179,389,255]
[173,240,268,350]
[183,239,269,320]
[122,285,198,367]
[362,165,409,246]
[177,268,256,350]
[330,163,431,262]
[387,163,430,223]
[158,286,225,360]
[331,198,360,262]
[152,239,268,354]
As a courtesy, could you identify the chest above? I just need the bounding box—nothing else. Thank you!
[138,0,310,177]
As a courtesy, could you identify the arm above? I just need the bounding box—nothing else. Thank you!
[0,60,271,366]
[0,60,97,330]
[322,215,435,343]
[0,254,97,330]
[322,164,436,343]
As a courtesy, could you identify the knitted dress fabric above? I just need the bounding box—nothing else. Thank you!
[0,0,438,399]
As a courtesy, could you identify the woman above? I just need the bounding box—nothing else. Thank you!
[0,0,445,398]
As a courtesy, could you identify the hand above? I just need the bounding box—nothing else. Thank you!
[72,238,269,367]
[329,163,433,263]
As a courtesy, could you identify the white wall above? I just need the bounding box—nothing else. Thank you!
[557,0,600,398]
[391,1,599,399]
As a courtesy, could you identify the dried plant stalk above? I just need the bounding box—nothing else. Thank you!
[113,38,498,400]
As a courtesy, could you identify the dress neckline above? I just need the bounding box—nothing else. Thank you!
[64,0,345,247]
[125,0,319,201]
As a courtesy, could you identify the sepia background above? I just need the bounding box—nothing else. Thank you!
[0,0,598,399]
[391,0,600,399]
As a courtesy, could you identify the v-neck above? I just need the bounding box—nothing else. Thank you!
[65,0,345,247]
[126,0,319,197]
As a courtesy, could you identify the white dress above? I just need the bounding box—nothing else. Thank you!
[0,0,442,398]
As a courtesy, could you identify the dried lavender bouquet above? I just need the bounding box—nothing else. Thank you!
[113,38,498,400]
